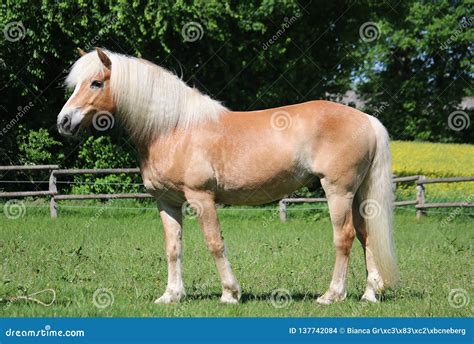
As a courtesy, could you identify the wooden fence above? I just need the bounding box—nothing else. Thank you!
[279,175,474,222]
[0,165,59,199]
[49,168,152,218]
[0,165,473,219]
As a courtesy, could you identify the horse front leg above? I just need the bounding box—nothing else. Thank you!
[154,201,186,304]
[186,192,241,304]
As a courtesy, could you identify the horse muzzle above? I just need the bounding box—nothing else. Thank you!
[57,107,84,136]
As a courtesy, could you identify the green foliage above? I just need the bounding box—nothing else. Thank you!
[354,1,473,142]
[71,136,140,194]
[75,136,135,169]
[16,126,63,165]
[0,0,472,171]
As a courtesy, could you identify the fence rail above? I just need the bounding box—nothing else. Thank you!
[0,165,59,200]
[279,175,474,222]
[48,168,145,217]
[1,165,473,219]
[52,168,140,175]
[0,165,59,171]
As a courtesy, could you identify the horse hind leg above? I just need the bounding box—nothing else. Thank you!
[316,178,357,304]
[352,198,384,302]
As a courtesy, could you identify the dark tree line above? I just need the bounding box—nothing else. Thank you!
[0,0,472,170]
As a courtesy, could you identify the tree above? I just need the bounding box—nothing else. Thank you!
[354,0,473,143]
[0,0,471,173]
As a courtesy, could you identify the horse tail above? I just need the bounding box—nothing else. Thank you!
[357,115,399,288]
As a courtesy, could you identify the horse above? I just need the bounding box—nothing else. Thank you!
[57,48,399,305]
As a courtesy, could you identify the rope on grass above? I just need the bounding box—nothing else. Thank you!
[1,288,56,307]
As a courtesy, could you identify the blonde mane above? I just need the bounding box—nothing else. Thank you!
[65,49,227,142]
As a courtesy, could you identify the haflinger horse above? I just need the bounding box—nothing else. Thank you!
[57,48,399,305]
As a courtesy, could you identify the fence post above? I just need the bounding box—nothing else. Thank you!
[49,171,57,218]
[416,175,426,220]
[279,200,287,222]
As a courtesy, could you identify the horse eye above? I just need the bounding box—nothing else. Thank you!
[91,80,103,89]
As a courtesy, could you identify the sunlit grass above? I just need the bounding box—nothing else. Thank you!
[1,205,472,317]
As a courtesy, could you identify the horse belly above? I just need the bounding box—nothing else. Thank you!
[215,169,313,205]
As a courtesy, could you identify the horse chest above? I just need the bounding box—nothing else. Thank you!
[141,165,184,198]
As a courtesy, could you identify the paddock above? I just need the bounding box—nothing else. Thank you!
[0,200,472,317]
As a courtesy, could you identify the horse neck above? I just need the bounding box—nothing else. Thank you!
[133,128,187,176]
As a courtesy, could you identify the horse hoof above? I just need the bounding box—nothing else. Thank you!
[361,291,379,303]
[220,293,240,304]
[316,296,333,305]
[154,292,184,304]
[316,290,346,305]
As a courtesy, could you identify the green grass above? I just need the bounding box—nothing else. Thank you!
[0,204,472,317]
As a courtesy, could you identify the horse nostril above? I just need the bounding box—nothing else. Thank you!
[60,115,71,129]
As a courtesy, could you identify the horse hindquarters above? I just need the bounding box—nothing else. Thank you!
[315,114,398,304]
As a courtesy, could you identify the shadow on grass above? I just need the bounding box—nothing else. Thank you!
[183,289,426,303]
[184,292,321,303]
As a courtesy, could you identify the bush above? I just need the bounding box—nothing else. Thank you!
[1,0,472,175]
[70,136,141,195]
[16,126,64,165]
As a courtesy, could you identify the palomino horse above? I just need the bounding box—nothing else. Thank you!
[57,48,399,305]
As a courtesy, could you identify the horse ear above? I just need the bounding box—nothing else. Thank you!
[96,48,112,69]
[77,48,87,57]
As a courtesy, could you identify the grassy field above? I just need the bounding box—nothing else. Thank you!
[0,205,472,317]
